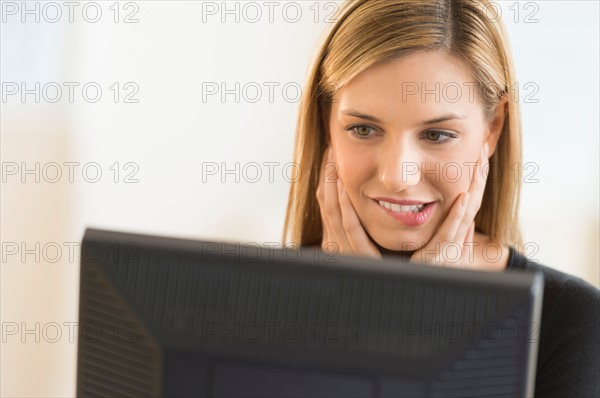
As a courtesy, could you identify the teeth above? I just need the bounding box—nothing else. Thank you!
[378,201,425,213]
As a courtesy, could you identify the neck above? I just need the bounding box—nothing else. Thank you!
[372,241,415,263]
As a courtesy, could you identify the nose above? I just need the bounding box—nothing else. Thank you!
[378,138,423,192]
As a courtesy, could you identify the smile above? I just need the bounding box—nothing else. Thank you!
[377,200,425,213]
[373,199,437,227]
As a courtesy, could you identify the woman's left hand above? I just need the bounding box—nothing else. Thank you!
[409,142,490,268]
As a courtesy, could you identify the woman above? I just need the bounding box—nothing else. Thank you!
[282,0,599,396]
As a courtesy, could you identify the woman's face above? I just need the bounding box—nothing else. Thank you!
[327,50,501,252]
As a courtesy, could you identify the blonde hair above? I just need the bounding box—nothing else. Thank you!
[282,0,524,254]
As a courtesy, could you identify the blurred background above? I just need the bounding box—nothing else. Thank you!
[1,1,598,396]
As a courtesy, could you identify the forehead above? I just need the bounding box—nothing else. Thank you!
[332,51,484,123]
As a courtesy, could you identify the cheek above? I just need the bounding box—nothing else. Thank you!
[334,144,373,186]
[432,151,473,184]
[440,164,467,194]
[430,154,477,207]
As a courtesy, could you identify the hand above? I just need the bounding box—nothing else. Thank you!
[316,146,382,258]
[409,142,490,268]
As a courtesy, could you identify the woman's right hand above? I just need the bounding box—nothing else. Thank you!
[315,146,382,258]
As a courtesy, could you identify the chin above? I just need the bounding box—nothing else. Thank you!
[368,228,430,252]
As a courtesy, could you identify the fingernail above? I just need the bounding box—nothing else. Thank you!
[461,192,470,207]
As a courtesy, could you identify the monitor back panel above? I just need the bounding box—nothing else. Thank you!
[77,229,543,398]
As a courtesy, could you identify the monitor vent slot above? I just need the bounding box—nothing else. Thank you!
[77,262,162,397]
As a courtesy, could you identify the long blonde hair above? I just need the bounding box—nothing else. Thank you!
[282,0,524,253]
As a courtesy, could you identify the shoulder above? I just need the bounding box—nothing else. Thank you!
[507,246,600,317]
[507,247,600,396]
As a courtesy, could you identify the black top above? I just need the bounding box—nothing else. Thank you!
[506,246,600,397]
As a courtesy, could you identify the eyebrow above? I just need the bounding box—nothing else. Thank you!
[340,110,467,125]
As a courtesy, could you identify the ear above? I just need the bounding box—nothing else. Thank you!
[485,96,508,156]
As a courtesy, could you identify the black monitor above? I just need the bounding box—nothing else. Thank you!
[76,228,543,398]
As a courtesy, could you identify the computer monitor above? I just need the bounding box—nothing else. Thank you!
[76,228,543,398]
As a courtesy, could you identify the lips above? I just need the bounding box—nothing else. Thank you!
[372,197,435,205]
[378,200,425,213]
[374,199,437,227]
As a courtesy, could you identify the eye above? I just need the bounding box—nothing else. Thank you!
[345,124,379,139]
[422,130,457,144]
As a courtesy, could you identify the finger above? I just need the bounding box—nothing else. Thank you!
[412,192,470,264]
[316,147,334,188]
[454,144,489,243]
[316,147,352,254]
[412,145,487,267]
[440,192,470,242]
[465,220,475,246]
[321,236,338,254]
[321,222,336,254]
[316,147,339,253]
[461,220,475,264]
[336,179,382,258]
